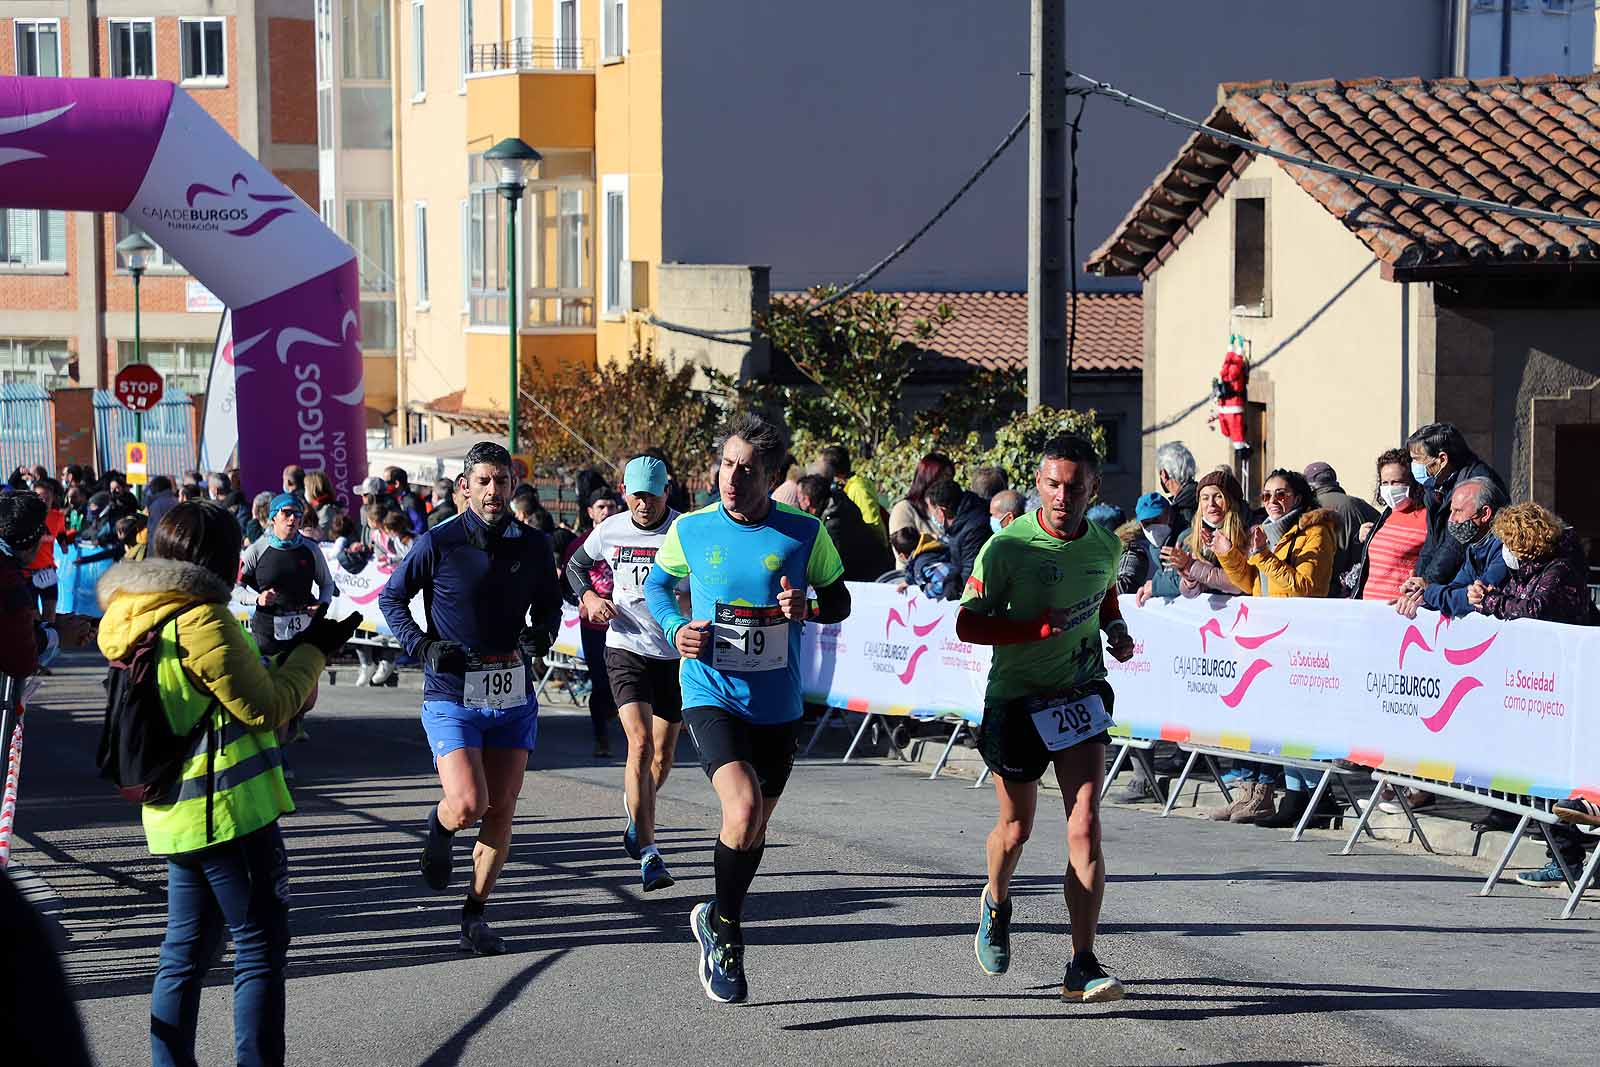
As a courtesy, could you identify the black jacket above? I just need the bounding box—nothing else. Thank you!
[820,487,892,582]
[1169,479,1199,533]
[1415,458,1506,584]
[941,490,993,601]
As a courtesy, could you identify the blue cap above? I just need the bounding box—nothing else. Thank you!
[268,492,303,517]
[623,455,668,497]
[1134,491,1168,522]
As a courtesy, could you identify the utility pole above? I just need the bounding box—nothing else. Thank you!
[1499,0,1512,77]
[1027,0,1067,411]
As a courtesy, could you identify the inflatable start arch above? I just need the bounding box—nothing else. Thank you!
[0,75,366,504]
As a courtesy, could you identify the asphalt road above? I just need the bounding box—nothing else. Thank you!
[10,650,1600,1067]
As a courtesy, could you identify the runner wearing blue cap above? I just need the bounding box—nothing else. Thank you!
[565,453,685,892]
[239,492,338,759]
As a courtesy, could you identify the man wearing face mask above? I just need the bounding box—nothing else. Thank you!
[1404,423,1507,586]
[1154,441,1199,531]
[1116,492,1185,596]
[990,490,1025,533]
[1393,477,1509,619]
[926,477,993,602]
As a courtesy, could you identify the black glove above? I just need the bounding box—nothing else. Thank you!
[517,626,553,660]
[418,638,468,674]
[301,610,362,656]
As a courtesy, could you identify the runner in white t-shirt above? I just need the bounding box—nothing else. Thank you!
[564,454,684,892]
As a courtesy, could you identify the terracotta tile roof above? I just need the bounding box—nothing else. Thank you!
[1087,74,1600,280]
[770,290,1142,374]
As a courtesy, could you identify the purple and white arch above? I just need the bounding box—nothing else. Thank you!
[0,75,366,506]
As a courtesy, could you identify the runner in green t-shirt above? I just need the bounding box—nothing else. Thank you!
[956,434,1135,1003]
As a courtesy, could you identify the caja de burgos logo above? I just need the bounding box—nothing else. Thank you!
[1366,614,1497,732]
[141,172,301,237]
[864,595,948,685]
[1173,601,1289,707]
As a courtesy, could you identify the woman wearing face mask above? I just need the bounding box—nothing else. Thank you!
[1214,468,1339,829]
[1345,449,1429,601]
[1469,502,1594,625]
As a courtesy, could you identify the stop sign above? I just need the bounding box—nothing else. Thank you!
[114,363,165,412]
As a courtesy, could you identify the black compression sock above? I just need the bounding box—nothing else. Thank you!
[712,840,765,933]
[428,807,456,842]
[462,895,486,922]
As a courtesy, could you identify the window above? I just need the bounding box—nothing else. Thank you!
[555,0,579,69]
[411,1,427,98]
[468,151,594,327]
[320,199,335,228]
[116,340,209,396]
[1097,417,1123,471]
[114,215,180,272]
[414,202,430,306]
[340,86,393,148]
[180,18,227,83]
[15,20,61,77]
[459,199,471,308]
[341,0,391,81]
[345,200,395,293]
[1232,197,1268,315]
[601,0,626,60]
[346,199,396,349]
[1,210,67,269]
[602,175,628,315]
[0,338,72,389]
[315,0,334,84]
[110,19,156,78]
[459,0,473,89]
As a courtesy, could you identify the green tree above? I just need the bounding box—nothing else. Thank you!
[758,286,954,458]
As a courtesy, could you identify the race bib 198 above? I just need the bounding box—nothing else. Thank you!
[1027,691,1113,752]
[462,652,526,709]
[273,612,311,642]
[611,545,657,595]
[711,603,788,672]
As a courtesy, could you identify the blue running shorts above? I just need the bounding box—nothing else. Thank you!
[421,699,540,761]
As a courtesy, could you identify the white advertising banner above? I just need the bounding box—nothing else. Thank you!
[800,585,1600,801]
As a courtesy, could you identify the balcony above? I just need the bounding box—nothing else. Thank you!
[471,37,592,74]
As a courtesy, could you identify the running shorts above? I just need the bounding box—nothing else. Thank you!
[422,699,539,761]
[977,679,1114,784]
[604,647,683,722]
[682,706,798,798]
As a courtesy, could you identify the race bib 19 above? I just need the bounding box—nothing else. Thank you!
[463,653,526,709]
[1027,691,1113,752]
[273,612,311,642]
[611,545,658,596]
[711,603,788,672]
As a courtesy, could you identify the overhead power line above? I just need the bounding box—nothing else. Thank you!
[1067,69,1600,233]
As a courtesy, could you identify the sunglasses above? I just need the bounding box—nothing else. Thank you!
[276,509,302,518]
[1260,489,1296,502]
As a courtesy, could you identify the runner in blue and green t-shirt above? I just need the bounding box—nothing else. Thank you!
[956,434,1136,1003]
[644,413,850,1005]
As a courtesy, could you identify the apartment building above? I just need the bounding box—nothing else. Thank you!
[0,0,316,400]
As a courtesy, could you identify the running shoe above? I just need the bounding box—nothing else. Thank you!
[974,887,1011,976]
[460,917,508,955]
[642,852,676,892]
[1061,951,1125,1003]
[420,813,454,891]
[691,900,748,1004]
[1516,858,1569,888]
[623,795,641,861]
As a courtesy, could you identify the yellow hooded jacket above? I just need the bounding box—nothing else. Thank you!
[96,558,325,854]
[1216,508,1337,598]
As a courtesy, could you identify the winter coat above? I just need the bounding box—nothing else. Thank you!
[1168,479,1199,533]
[1217,508,1337,598]
[0,552,41,678]
[1421,532,1508,618]
[96,559,325,854]
[820,487,892,583]
[940,490,993,601]
[904,533,955,599]
[1311,483,1381,596]
[1480,529,1596,625]
[1416,458,1507,585]
[1116,521,1188,597]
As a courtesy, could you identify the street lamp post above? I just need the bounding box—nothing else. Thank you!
[483,137,542,457]
[116,229,158,450]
